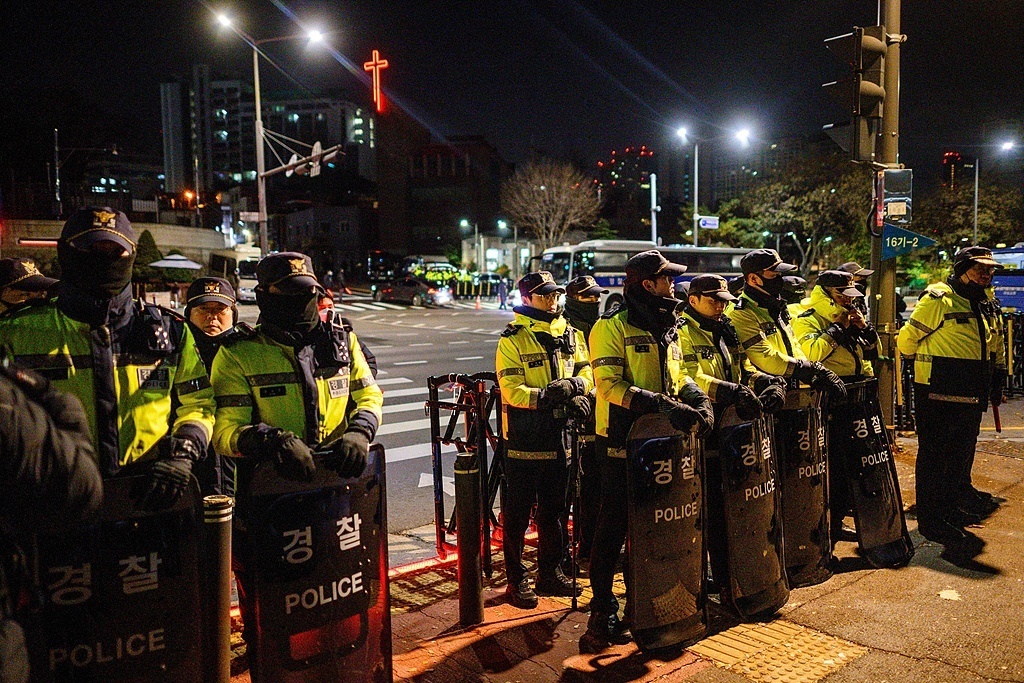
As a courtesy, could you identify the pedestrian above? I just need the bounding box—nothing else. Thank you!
[0,258,57,317]
[322,269,334,292]
[562,276,608,565]
[728,249,847,394]
[318,290,379,378]
[791,270,878,544]
[0,208,216,510]
[582,250,714,653]
[497,277,509,310]
[209,252,383,675]
[677,274,787,605]
[184,276,248,497]
[495,271,593,609]
[0,362,103,683]
[897,246,1003,546]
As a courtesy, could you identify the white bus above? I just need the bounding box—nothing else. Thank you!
[209,244,261,303]
[539,239,750,311]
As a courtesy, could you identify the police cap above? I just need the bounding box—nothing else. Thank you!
[740,249,797,276]
[953,246,1001,273]
[566,275,607,299]
[518,271,565,297]
[687,274,737,302]
[837,261,874,279]
[816,270,864,297]
[60,207,136,253]
[624,250,687,282]
[186,277,236,307]
[256,252,323,292]
[0,258,57,292]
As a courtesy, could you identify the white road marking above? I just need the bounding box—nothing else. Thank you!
[393,360,427,366]
[386,442,454,463]
[418,472,454,496]
[377,377,413,386]
[449,340,470,344]
[384,387,430,398]
[410,343,433,347]
[383,401,427,414]
[376,418,432,436]
[456,356,484,361]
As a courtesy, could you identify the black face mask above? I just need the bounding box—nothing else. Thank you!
[257,289,320,334]
[758,275,785,297]
[58,242,135,297]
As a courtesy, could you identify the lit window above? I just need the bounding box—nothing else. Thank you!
[218,130,229,141]
[100,178,107,185]
[289,114,299,123]
[352,118,363,124]
[232,173,242,183]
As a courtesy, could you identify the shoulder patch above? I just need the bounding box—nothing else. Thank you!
[222,322,258,346]
[339,316,355,332]
[501,324,523,338]
[599,303,622,319]
[797,308,815,317]
[924,289,947,299]
[148,303,186,323]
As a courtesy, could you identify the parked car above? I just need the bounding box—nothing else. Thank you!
[371,277,452,307]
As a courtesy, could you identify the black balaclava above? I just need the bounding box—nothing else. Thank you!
[57,241,135,298]
[757,274,785,297]
[622,279,679,338]
[563,296,600,330]
[950,260,988,301]
[256,288,321,340]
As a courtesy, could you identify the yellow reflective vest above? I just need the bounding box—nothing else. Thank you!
[792,287,874,380]
[0,300,215,471]
[496,310,594,459]
[677,309,745,402]
[728,291,807,378]
[897,280,992,405]
[590,306,700,457]
[211,323,383,457]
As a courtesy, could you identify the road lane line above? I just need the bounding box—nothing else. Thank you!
[393,360,428,366]
[456,356,483,361]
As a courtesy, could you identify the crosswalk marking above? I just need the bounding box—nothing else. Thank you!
[383,400,427,414]
[377,377,413,386]
[386,442,455,463]
[384,387,429,398]
[377,418,433,436]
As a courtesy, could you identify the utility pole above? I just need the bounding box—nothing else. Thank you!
[649,173,659,244]
[872,0,902,427]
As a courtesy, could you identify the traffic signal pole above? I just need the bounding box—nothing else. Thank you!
[872,0,902,427]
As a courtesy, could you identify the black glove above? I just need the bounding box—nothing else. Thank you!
[856,324,879,347]
[758,384,787,414]
[810,364,848,401]
[238,426,316,482]
[35,386,91,437]
[991,370,1007,407]
[565,395,593,421]
[825,323,849,344]
[667,403,701,432]
[733,385,763,421]
[138,437,201,511]
[323,431,370,478]
[750,372,786,395]
[539,378,582,407]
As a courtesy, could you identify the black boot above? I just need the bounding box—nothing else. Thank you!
[579,608,631,653]
[506,577,538,609]
[536,568,582,597]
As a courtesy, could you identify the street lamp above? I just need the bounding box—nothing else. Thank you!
[964,140,1017,245]
[677,126,753,247]
[460,219,482,271]
[217,14,325,256]
[498,219,519,280]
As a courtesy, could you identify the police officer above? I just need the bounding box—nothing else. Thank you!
[728,249,847,395]
[677,274,787,604]
[792,270,877,543]
[183,276,248,496]
[0,208,216,510]
[0,258,57,317]
[1,362,103,683]
[582,251,713,652]
[897,246,1003,546]
[563,276,608,565]
[496,271,593,608]
[782,274,808,318]
[210,252,383,669]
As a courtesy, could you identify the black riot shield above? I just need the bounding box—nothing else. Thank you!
[22,475,204,683]
[626,414,706,652]
[243,444,391,683]
[773,388,833,588]
[831,380,914,568]
[714,407,789,618]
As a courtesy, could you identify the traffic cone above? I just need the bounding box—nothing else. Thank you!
[475,295,482,310]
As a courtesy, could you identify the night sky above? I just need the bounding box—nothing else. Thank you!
[2,0,1022,185]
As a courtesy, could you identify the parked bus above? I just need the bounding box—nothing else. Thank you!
[539,239,750,311]
[209,244,261,303]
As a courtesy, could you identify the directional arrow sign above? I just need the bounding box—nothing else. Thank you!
[698,215,720,230]
[881,224,936,261]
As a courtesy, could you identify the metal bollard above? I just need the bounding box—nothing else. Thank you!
[203,495,235,683]
[455,453,485,625]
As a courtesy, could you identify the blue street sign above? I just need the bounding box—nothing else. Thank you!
[698,216,719,229]
[881,224,936,260]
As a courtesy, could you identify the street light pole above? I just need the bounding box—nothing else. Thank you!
[972,156,980,245]
[692,142,700,247]
[253,46,269,257]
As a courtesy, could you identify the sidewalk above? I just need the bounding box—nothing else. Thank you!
[228,397,1024,682]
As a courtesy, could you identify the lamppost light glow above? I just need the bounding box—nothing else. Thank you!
[460,219,469,228]
[1001,141,1016,151]
[676,127,688,140]
[308,30,324,44]
[217,14,231,27]
[736,128,751,146]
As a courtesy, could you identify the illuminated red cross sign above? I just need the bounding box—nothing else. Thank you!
[363,49,389,113]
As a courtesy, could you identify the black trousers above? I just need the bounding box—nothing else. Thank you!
[563,438,600,561]
[914,388,983,523]
[827,411,853,536]
[704,452,729,590]
[503,457,567,585]
[588,440,628,614]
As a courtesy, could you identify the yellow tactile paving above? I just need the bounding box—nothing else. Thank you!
[690,620,867,682]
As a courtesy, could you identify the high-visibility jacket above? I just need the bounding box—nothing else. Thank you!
[590,306,702,458]
[728,291,807,378]
[985,287,1007,376]
[792,287,874,380]
[496,310,593,459]
[211,322,383,457]
[897,280,992,405]
[677,309,745,402]
[0,300,215,472]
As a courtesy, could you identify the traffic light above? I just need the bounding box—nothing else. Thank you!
[823,25,888,162]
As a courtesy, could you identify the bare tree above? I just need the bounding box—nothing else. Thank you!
[501,160,602,249]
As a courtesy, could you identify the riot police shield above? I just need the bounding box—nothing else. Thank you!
[626,414,706,652]
[774,388,833,588]
[242,444,391,683]
[831,380,914,568]
[23,475,204,682]
[713,407,789,618]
